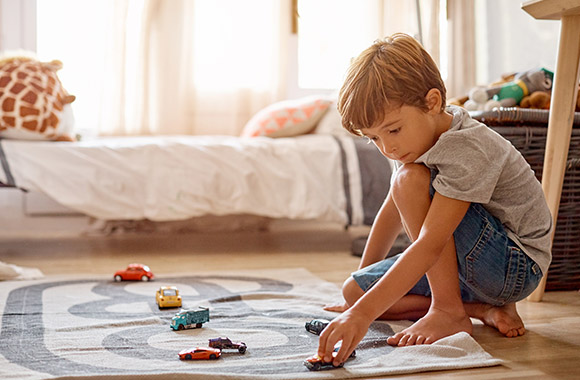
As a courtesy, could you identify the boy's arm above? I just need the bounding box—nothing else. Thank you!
[318,192,470,364]
[358,190,403,269]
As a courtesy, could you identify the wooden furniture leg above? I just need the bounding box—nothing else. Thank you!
[526,14,580,301]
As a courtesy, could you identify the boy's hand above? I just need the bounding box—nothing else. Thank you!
[323,302,349,313]
[317,307,372,366]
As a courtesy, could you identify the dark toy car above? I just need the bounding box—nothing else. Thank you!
[208,337,247,354]
[305,319,330,335]
[304,348,356,371]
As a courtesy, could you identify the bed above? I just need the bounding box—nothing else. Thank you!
[0,134,392,231]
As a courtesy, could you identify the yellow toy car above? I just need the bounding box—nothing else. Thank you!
[155,286,182,309]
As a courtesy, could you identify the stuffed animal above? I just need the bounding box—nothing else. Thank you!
[520,91,551,109]
[464,67,554,111]
[0,55,76,141]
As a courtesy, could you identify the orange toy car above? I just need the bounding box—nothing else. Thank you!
[178,347,221,360]
[113,263,154,282]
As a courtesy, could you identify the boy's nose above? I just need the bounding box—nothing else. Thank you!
[383,143,396,155]
[380,147,397,160]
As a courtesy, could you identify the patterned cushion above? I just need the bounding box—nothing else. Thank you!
[313,100,352,137]
[241,96,332,138]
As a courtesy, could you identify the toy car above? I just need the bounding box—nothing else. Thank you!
[303,348,356,371]
[305,319,330,335]
[171,307,210,330]
[113,263,154,282]
[178,346,221,360]
[208,337,247,354]
[155,286,182,309]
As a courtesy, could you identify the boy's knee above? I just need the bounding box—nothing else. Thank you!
[342,276,364,306]
[391,163,431,202]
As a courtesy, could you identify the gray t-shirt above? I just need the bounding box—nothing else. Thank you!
[414,105,553,274]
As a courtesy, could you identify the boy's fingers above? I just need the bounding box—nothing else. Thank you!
[319,327,341,362]
[324,336,338,362]
[333,336,355,366]
[323,303,349,313]
[317,328,331,358]
[333,345,347,366]
[322,303,344,312]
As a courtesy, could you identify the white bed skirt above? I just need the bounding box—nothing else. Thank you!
[0,135,366,225]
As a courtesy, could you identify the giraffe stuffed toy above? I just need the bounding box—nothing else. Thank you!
[0,55,76,141]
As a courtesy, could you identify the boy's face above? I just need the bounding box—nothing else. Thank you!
[362,105,445,164]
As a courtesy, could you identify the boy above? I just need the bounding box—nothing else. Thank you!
[317,33,552,367]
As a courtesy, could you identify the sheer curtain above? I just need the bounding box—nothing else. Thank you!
[98,0,472,136]
[295,0,444,94]
[379,0,476,99]
[98,0,289,136]
[34,0,472,136]
[445,0,476,99]
[380,0,441,78]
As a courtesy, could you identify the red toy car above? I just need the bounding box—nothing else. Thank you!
[113,263,154,282]
[178,347,221,360]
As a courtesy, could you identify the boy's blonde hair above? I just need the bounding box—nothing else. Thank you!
[338,33,446,136]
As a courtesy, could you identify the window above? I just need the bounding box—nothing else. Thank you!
[26,0,449,135]
[297,0,382,90]
[192,0,278,91]
[34,0,282,135]
[36,0,114,134]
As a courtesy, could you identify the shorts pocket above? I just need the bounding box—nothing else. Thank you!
[496,246,528,303]
[464,221,512,305]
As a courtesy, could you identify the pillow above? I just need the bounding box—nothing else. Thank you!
[0,56,76,141]
[241,96,332,138]
[313,100,352,137]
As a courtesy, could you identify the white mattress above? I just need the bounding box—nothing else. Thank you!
[0,135,364,224]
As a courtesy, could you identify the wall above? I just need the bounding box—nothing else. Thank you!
[476,0,560,85]
[0,0,36,52]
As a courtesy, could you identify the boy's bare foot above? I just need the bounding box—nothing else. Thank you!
[387,307,473,346]
[465,302,525,338]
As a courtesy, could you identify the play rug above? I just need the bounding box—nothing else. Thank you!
[0,268,502,379]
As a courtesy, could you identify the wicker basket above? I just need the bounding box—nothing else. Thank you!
[471,108,580,291]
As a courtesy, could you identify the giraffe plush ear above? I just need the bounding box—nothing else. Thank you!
[0,55,76,141]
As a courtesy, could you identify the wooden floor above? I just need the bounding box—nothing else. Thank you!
[2,221,580,379]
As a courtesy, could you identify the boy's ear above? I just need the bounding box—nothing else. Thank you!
[425,88,442,113]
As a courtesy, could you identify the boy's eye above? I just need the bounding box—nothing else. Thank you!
[389,128,400,134]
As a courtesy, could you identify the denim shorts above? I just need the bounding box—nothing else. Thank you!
[352,172,543,306]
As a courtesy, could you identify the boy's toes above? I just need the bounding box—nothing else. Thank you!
[398,334,411,346]
[388,333,429,346]
[507,327,525,338]
[403,334,417,346]
[387,332,404,346]
[415,335,426,345]
[405,334,426,346]
[424,335,436,344]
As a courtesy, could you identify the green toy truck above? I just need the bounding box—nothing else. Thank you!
[170,307,209,331]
